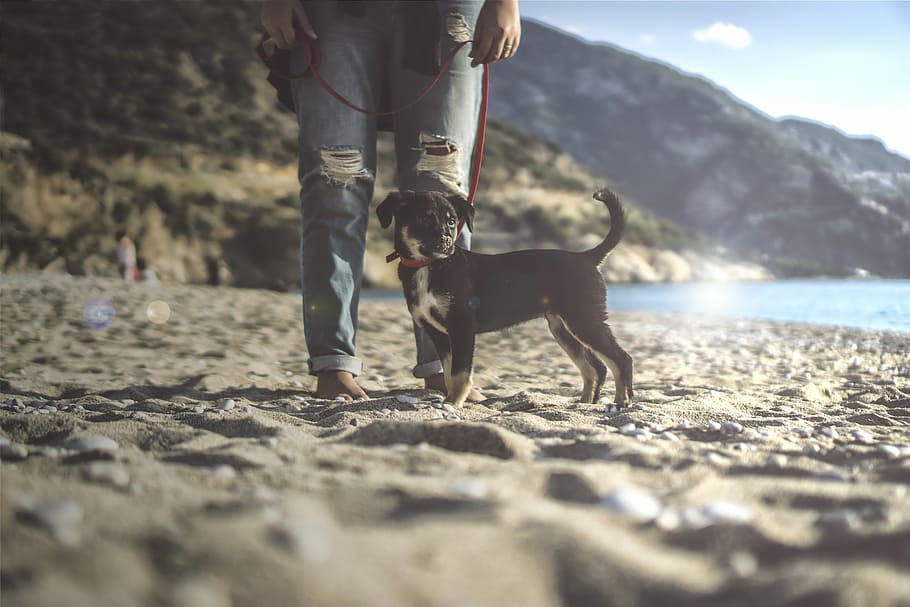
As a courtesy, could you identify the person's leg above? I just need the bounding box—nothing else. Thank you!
[290,3,389,399]
[390,0,485,400]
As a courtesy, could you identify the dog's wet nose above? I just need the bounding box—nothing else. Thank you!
[442,235,454,248]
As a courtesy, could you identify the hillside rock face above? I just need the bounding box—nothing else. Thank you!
[489,21,910,277]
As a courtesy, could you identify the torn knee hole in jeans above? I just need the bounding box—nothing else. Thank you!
[446,12,472,43]
[416,132,463,193]
[319,147,373,186]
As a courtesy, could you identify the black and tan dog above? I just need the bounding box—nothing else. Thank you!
[377,188,633,409]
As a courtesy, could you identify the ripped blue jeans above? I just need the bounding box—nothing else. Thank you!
[290,0,482,378]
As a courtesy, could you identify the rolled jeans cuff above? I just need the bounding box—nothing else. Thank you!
[412,360,444,379]
[308,355,363,377]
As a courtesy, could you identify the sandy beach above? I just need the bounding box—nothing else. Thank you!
[2,273,909,607]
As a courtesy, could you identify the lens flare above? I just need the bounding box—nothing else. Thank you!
[146,300,171,324]
[83,299,115,329]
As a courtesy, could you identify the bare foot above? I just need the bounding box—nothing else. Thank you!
[424,373,486,402]
[316,371,369,401]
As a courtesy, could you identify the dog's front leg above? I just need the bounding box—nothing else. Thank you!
[446,325,475,408]
[425,328,454,395]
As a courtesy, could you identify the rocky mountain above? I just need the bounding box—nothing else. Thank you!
[489,20,910,277]
[0,0,767,288]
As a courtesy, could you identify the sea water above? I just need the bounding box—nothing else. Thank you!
[605,279,910,333]
[365,279,910,333]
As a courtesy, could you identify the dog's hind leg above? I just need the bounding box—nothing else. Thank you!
[560,318,633,408]
[546,313,606,403]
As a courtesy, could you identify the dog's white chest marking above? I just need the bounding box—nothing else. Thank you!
[408,267,450,334]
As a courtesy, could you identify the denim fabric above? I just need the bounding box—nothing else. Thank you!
[290,1,483,378]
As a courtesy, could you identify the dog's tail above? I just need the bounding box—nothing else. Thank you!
[584,187,626,267]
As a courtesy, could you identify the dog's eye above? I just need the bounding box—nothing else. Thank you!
[447,217,457,227]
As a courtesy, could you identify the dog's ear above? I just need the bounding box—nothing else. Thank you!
[446,193,474,231]
[376,192,403,228]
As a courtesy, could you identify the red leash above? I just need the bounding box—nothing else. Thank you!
[257,33,490,266]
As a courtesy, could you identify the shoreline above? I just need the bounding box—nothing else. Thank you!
[2,274,909,606]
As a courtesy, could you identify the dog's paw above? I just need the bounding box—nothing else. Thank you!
[604,403,623,414]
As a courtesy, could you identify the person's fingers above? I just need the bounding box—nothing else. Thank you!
[470,34,494,67]
[292,3,317,39]
[502,35,520,59]
[486,37,506,64]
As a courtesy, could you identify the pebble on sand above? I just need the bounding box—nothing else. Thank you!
[1,439,29,461]
[602,486,662,522]
[876,444,902,459]
[212,465,237,479]
[216,399,235,411]
[721,422,744,435]
[19,498,83,545]
[64,435,119,453]
[83,462,131,489]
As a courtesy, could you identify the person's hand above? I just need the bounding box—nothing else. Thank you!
[470,0,521,67]
[261,0,317,48]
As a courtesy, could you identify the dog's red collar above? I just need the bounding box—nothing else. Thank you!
[392,253,432,269]
[399,258,433,269]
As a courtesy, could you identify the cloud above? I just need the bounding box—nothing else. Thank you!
[692,22,753,50]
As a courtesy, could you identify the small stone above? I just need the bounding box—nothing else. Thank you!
[83,462,131,489]
[286,404,301,413]
[431,412,444,420]
[818,426,839,439]
[875,444,901,459]
[19,498,83,545]
[259,436,278,447]
[292,395,307,402]
[211,465,236,479]
[442,403,455,413]
[768,454,788,467]
[0,441,29,461]
[728,551,759,577]
[849,429,874,443]
[43,406,58,413]
[794,428,813,438]
[619,423,637,435]
[814,468,851,482]
[193,406,205,414]
[706,452,730,466]
[659,431,680,442]
[721,422,743,435]
[443,413,461,421]
[380,408,392,416]
[349,418,360,427]
[395,395,420,405]
[803,443,822,454]
[631,429,653,441]
[698,501,753,525]
[451,479,490,500]
[216,399,235,411]
[602,486,662,522]
[741,429,761,441]
[64,435,119,453]
[290,380,303,388]
[705,420,722,431]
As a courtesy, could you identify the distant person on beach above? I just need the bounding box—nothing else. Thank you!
[116,230,137,282]
[137,258,159,284]
[261,0,520,400]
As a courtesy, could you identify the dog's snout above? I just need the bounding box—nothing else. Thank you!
[442,235,454,248]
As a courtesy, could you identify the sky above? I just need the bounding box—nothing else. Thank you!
[519,1,910,159]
